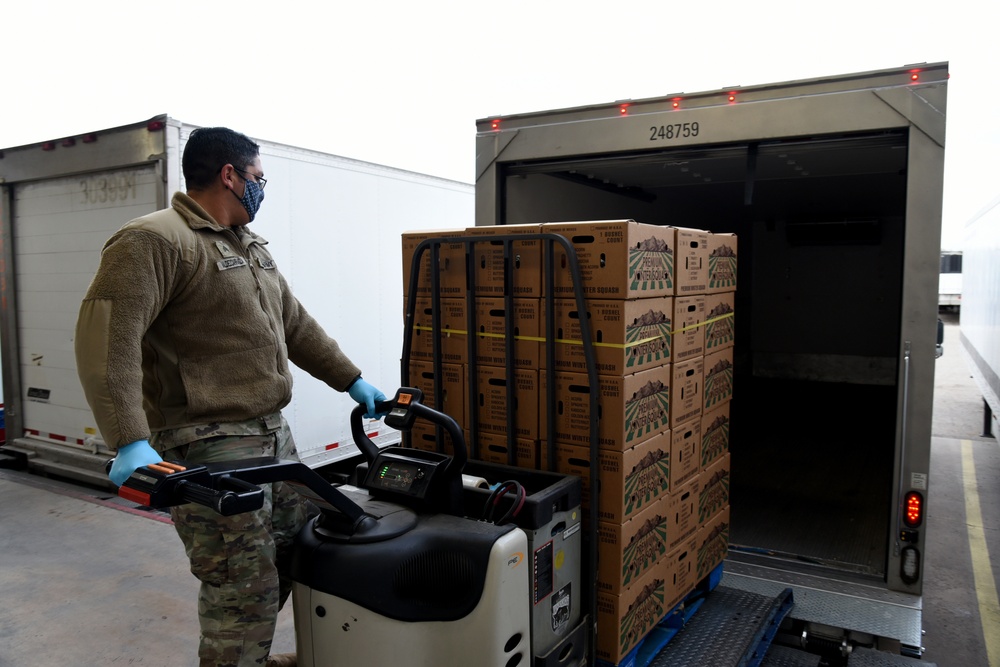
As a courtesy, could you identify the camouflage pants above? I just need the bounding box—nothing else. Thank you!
[156,413,311,667]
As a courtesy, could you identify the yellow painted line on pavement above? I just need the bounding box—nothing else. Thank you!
[962,439,1000,666]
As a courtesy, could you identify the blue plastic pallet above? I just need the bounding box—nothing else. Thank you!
[598,563,795,667]
[597,563,725,667]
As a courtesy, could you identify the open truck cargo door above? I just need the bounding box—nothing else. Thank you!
[474,63,948,658]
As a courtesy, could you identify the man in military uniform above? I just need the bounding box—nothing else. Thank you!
[75,126,386,667]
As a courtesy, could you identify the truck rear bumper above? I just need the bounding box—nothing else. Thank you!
[722,558,923,657]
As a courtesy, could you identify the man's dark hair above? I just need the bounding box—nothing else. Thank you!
[182,127,260,190]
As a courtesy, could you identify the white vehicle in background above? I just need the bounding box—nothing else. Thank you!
[961,195,1000,438]
[0,116,472,485]
[938,249,962,310]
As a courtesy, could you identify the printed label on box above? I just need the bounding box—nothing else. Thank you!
[699,455,730,524]
[704,351,734,410]
[624,449,670,516]
[704,296,735,351]
[707,234,738,293]
[698,509,730,578]
[701,406,730,468]
[617,577,665,660]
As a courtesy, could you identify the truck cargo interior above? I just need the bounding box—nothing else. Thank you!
[499,129,909,581]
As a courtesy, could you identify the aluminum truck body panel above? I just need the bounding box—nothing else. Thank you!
[474,63,948,651]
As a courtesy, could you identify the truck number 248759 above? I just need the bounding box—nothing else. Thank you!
[649,122,700,141]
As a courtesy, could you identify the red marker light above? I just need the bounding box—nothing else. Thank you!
[491,119,500,131]
[903,491,923,527]
[728,93,737,104]
[620,104,629,115]
[147,120,165,132]
[672,99,681,109]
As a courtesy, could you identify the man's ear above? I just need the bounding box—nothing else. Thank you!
[219,163,238,191]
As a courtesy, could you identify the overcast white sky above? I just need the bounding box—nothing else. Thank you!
[2,1,994,249]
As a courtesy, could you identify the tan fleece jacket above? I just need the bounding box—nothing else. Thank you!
[75,192,362,451]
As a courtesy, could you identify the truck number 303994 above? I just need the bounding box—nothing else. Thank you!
[649,122,700,141]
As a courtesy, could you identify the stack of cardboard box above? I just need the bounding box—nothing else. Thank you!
[399,221,737,665]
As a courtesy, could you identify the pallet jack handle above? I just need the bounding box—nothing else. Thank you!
[108,457,375,532]
[350,387,467,477]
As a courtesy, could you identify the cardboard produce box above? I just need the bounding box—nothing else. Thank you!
[697,506,731,580]
[464,223,543,297]
[700,403,730,469]
[469,366,539,440]
[667,476,700,553]
[670,357,704,428]
[672,295,706,362]
[405,360,466,427]
[673,227,709,295]
[596,563,672,665]
[666,530,701,609]
[409,420,458,456]
[408,297,468,364]
[704,292,735,352]
[670,421,700,489]
[704,346,734,412]
[540,430,671,524]
[541,297,673,376]
[707,232,738,294]
[401,229,467,298]
[539,365,671,451]
[469,430,538,469]
[543,220,676,299]
[598,498,670,595]
[698,454,731,525]
[473,297,540,369]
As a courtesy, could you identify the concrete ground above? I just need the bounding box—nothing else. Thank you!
[0,471,296,666]
[922,311,999,666]
[0,312,995,666]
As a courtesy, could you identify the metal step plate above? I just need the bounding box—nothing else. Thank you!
[646,586,791,667]
[721,560,922,650]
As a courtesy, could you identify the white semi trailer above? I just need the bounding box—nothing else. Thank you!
[0,115,472,485]
[961,195,1000,439]
[474,63,948,659]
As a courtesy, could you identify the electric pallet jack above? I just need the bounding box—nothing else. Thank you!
[113,388,588,666]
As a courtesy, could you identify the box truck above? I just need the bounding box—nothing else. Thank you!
[960,195,1000,439]
[0,115,472,486]
[474,63,947,658]
[938,250,963,310]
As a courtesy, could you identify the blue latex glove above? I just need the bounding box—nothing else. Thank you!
[109,439,162,487]
[348,378,388,420]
